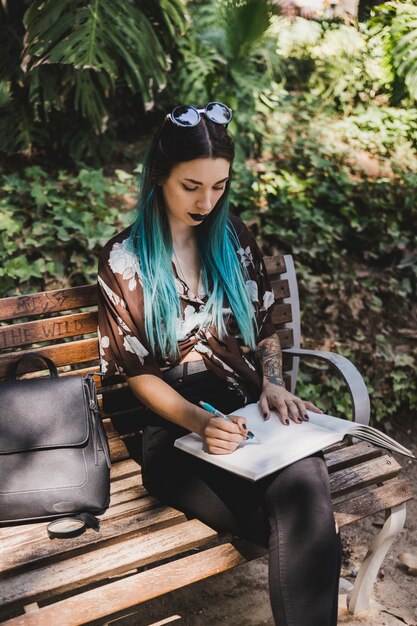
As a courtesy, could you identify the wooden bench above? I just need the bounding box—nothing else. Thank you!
[0,254,413,625]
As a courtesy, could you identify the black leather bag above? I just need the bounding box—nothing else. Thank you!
[0,353,111,524]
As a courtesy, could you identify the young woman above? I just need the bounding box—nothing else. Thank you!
[97,102,342,625]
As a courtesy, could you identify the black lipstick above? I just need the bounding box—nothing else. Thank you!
[189,213,207,222]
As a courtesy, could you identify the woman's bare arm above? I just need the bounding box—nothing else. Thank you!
[255,333,285,388]
[255,332,323,424]
[127,374,247,453]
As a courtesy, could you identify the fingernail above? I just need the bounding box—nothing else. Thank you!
[285,418,290,425]
[303,414,309,421]
[247,431,255,439]
[264,412,269,420]
[241,423,247,430]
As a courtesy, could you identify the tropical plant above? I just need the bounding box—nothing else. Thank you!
[271,16,391,113]
[0,0,187,162]
[230,91,417,425]
[165,0,284,158]
[370,1,417,105]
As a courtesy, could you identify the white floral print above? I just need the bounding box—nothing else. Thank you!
[117,316,131,333]
[176,305,209,341]
[262,290,275,311]
[98,217,277,389]
[109,240,142,291]
[245,280,259,302]
[98,276,126,309]
[237,246,254,268]
[97,328,110,374]
[123,335,149,364]
[193,341,212,357]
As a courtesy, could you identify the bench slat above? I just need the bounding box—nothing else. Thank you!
[110,458,141,482]
[0,487,152,544]
[334,478,413,527]
[324,441,384,471]
[0,339,99,377]
[1,506,186,575]
[109,436,131,463]
[271,278,290,301]
[329,454,402,497]
[0,519,217,609]
[0,482,148,542]
[108,485,148,508]
[102,495,159,521]
[276,328,293,348]
[110,474,142,495]
[271,303,292,325]
[0,286,97,323]
[0,312,97,350]
[264,256,286,274]
[0,542,264,626]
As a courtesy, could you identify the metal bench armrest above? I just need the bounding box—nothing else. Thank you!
[283,348,370,425]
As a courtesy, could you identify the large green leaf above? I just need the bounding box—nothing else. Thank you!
[24,2,166,83]
[371,1,417,102]
[20,0,179,129]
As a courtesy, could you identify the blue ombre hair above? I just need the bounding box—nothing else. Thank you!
[129,113,257,360]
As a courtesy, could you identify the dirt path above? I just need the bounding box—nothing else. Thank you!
[114,426,416,626]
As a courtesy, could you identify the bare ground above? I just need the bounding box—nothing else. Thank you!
[109,422,417,626]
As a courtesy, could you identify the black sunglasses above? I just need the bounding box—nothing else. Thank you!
[166,102,233,127]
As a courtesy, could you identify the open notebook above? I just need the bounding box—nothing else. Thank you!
[174,403,415,481]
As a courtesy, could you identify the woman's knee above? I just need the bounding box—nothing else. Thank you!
[266,454,335,534]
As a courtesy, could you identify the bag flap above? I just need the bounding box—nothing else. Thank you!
[0,376,89,454]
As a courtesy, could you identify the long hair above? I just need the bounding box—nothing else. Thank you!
[129,114,257,359]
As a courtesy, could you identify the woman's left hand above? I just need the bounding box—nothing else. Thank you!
[259,382,323,425]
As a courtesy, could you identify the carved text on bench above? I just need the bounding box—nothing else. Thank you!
[0,320,84,349]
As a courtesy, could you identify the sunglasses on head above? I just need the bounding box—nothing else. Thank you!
[166,102,233,127]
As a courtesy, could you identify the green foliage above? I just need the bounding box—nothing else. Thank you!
[273,16,392,113]
[166,0,284,157]
[1,3,415,431]
[227,93,417,426]
[0,166,135,294]
[370,1,417,104]
[334,105,417,155]
[120,2,417,426]
[0,0,187,162]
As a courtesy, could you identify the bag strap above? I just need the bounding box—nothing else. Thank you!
[9,352,59,381]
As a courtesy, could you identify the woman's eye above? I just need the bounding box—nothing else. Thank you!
[213,186,225,191]
[182,184,198,192]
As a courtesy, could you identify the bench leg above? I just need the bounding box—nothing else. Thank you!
[347,503,407,614]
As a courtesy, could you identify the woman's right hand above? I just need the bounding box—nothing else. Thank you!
[202,414,248,455]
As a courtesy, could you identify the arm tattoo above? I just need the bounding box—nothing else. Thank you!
[255,333,285,387]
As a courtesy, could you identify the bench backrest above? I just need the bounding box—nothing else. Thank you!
[0,254,301,457]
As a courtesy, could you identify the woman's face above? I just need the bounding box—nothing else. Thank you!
[160,157,231,229]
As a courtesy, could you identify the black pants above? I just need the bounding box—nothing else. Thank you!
[142,370,341,626]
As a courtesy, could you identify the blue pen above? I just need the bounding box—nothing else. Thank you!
[199,401,259,442]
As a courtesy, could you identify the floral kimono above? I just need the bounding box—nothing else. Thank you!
[97,216,276,402]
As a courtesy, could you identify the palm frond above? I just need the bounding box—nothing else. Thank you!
[0,89,47,153]
[200,0,274,64]
[220,0,274,61]
[140,0,189,43]
[371,1,417,102]
[22,0,171,128]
